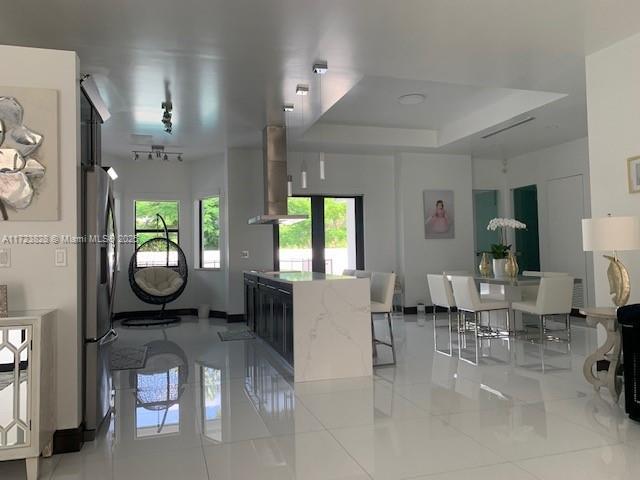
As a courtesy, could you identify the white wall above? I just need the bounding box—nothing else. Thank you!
[506,137,593,305]
[190,155,227,312]
[396,153,475,306]
[225,148,273,314]
[0,46,81,429]
[472,157,509,214]
[108,154,227,313]
[586,32,640,306]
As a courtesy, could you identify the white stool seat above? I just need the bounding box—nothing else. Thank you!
[370,272,396,366]
[371,301,388,313]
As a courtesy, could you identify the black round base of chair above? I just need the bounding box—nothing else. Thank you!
[120,316,181,328]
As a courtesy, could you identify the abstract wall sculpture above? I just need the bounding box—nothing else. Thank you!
[0,87,58,220]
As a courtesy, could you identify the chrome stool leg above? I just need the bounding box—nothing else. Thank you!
[372,312,396,367]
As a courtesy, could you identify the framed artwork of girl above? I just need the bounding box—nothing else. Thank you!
[423,190,454,238]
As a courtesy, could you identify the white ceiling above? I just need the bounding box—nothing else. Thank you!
[2,0,640,160]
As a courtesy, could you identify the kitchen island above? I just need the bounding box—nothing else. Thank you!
[244,271,372,382]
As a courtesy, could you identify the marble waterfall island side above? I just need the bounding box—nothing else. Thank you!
[244,272,372,382]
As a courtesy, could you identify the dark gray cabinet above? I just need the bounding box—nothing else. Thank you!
[244,275,257,332]
[244,273,294,366]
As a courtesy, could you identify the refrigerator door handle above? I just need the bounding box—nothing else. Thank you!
[99,328,118,346]
[86,327,118,345]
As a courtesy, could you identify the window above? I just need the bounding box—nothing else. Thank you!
[275,195,364,273]
[134,200,179,267]
[199,196,221,269]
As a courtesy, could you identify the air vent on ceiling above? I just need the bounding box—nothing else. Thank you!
[481,116,536,139]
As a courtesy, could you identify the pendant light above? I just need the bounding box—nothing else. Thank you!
[316,64,327,181]
[319,152,326,180]
[284,101,294,197]
[300,87,308,189]
[300,158,308,189]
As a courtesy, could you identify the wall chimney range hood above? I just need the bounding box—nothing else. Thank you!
[248,126,308,225]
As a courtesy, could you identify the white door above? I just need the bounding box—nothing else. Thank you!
[546,174,588,304]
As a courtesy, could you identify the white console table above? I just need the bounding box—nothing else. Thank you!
[0,310,56,480]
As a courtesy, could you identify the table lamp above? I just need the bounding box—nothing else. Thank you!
[582,215,640,307]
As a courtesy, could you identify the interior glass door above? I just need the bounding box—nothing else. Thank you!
[276,195,363,273]
[473,190,501,257]
[277,197,312,271]
[324,197,357,274]
[513,184,541,271]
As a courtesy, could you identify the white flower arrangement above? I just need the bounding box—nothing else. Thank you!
[486,218,527,259]
[487,218,527,231]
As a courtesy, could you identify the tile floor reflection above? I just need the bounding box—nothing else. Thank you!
[1,313,639,479]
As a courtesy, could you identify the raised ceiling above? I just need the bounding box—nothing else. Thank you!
[1,0,640,160]
[321,77,527,130]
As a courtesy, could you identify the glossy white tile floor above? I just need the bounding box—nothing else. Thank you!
[2,313,640,479]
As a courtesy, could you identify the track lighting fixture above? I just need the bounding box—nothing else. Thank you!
[283,104,294,112]
[312,62,328,75]
[132,145,184,162]
[161,100,173,133]
[296,84,309,96]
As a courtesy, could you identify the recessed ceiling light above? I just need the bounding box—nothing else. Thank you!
[283,104,294,112]
[313,62,328,75]
[296,84,309,96]
[397,93,426,105]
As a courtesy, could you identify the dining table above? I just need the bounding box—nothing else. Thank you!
[444,272,542,334]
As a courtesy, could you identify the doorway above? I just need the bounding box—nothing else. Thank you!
[512,184,540,271]
[274,196,364,274]
[473,190,501,257]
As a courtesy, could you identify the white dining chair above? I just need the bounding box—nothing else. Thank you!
[450,276,511,335]
[511,275,574,341]
[521,271,569,301]
[370,272,397,366]
[427,273,456,327]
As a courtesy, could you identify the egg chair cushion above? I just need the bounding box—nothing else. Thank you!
[134,267,184,297]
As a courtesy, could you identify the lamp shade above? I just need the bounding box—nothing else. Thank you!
[582,216,640,252]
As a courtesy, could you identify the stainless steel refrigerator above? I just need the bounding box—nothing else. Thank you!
[83,166,118,439]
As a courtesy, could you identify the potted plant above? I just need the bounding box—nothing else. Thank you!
[487,218,526,277]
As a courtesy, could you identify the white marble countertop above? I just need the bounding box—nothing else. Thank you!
[245,271,357,283]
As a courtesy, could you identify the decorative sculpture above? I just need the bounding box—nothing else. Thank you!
[0,97,46,220]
